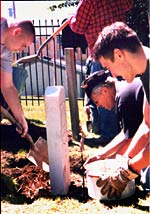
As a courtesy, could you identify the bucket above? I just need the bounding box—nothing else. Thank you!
[85,157,135,200]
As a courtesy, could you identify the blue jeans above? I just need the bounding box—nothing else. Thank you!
[97,107,120,139]
[12,66,28,95]
[1,66,28,109]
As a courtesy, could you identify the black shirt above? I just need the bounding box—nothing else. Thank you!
[116,78,144,138]
[140,59,149,103]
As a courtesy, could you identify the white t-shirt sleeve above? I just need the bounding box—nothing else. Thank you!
[1,44,13,73]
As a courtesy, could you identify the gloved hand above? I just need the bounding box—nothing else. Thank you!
[96,166,139,199]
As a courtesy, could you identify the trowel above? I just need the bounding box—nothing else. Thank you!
[1,106,49,172]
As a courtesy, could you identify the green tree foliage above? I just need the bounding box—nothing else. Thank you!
[126,0,149,46]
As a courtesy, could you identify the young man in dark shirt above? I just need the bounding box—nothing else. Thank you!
[86,22,150,197]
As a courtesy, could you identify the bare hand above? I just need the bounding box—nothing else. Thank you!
[83,152,109,168]
[84,155,101,167]
[16,118,28,137]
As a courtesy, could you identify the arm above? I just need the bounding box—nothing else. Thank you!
[143,96,150,127]
[1,71,28,137]
[69,0,92,34]
[122,119,149,174]
[124,121,149,158]
[124,96,150,173]
[84,130,132,166]
[129,142,150,174]
[124,94,150,158]
[96,96,150,198]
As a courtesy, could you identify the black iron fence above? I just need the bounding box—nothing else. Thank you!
[15,19,88,105]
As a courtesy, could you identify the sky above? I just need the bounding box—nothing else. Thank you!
[1,1,76,23]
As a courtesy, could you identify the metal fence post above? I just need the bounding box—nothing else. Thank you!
[65,48,80,141]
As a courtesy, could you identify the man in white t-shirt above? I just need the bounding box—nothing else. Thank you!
[1,17,35,137]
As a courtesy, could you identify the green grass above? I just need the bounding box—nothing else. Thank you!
[21,100,46,127]
[1,197,149,214]
[21,99,86,129]
[15,149,27,159]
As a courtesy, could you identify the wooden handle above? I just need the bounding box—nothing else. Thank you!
[1,106,16,123]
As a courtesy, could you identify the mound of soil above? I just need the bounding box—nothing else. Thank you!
[1,122,89,203]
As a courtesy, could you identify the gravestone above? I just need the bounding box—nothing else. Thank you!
[45,86,70,195]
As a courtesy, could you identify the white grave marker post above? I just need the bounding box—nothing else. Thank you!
[44,86,70,195]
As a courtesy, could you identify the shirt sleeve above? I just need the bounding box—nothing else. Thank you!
[1,44,13,73]
[69,0,93,34]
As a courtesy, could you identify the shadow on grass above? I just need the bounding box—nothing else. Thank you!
[68,136,110,148]
[84,137,110,148]
[100,187,149,212]
[1,173,34,204]
[1,174,149,211]
[55,184,150,211]
[67,182,90,203]
[1,179,89,205]
[1,122,47,153]
[27,119,45,126]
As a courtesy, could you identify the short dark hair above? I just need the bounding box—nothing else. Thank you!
[93,22,141,62]
[18,20,35,42]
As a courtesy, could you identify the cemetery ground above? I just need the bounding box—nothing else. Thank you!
[1,100,150,214]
